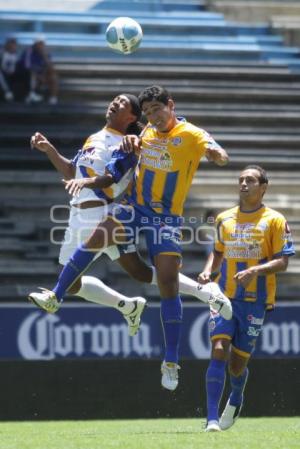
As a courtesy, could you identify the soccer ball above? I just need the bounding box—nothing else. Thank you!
[105,17,143,55]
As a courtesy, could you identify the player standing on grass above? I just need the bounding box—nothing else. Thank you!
[29,85,232,390]
[198,165,295,432]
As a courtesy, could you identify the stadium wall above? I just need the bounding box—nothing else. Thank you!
[1,359,299,421]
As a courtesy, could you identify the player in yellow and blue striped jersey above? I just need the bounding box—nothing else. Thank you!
[112,85,229,389]
[198,165,295,432]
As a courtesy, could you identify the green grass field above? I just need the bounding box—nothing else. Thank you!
[0,418,299,449]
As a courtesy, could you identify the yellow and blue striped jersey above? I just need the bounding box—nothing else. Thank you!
[129,119,221,217]
[214,205,295,308]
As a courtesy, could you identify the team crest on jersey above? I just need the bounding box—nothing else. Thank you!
[171,137,182,146]
[209,320,216,331]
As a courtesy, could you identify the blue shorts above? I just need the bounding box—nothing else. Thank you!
[209,300,266,357]
[109,203,182,262]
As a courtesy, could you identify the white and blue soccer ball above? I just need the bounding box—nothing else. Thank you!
[105,17,143,54]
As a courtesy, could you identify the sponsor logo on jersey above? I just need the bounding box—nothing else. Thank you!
[247,314,264,325]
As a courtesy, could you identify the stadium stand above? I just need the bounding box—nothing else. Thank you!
[209,1,300,46]
[0,0,299,303]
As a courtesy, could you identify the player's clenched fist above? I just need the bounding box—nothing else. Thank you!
[30,132,54,153]
[120,134,142,154]
[197,271,211,284]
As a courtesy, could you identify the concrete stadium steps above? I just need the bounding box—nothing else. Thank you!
[190,170,300,195]
[1,170,299,241]
[1,8,300,68]
[53,59,297,78]
[185,194,300,221]
[0,237,60,261]
[1,124,299,170]
[2,103,300,125]
[57,82,300,103]
[7,41,299,63]
[54,59,298,79]
[2,103,300,128]
[9,31,285,47]
[0,0,206,13]
[2,126,299,147]
[209,0,300,24]
[0,170,66,198]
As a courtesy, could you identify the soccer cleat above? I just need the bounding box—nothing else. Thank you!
[123,297,147,337]
[207,282,233,320]
[48,96,58,105]
[205,420,221,432]
[25,91,43,104]
[161,361,180,391]
[28,288,60,313]
[220,400,243,430]
[4,90,14,102]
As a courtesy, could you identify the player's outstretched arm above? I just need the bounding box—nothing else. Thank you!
[30,132,75,179]
[63,174,114,197]
[205,146,229,166]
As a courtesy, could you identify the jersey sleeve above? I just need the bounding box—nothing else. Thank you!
[214,213,225,253]
[272,216,296,258]
[199,129,225,158]
[105,149,138,183]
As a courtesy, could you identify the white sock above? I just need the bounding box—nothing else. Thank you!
[150,266,157,285]
[151,267,212,304]
[76,275,135,314]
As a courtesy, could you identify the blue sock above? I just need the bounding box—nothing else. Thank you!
[229,368,249,407]
[206,359,226,422]
[160,295,182,364]
[53,244,95,301]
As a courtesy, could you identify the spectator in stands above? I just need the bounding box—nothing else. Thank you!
[0,37,19,102]
[198,165,295,432]
[19,35,59,105]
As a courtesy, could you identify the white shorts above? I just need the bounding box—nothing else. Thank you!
[58,204,135,266]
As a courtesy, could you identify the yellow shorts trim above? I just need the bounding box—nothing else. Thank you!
[211,334,232,342]
[232,345,251,359]
[157,252,181,257]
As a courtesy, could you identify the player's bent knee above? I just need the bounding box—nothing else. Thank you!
[228,359,248,377]
[211,338,231,360]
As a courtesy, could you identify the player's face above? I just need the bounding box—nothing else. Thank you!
[106,95,136,125]
[239,169,267,202]
[141,99,176,132]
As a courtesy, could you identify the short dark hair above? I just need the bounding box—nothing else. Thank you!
[138,85,171,108]
[243,165,268,184]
